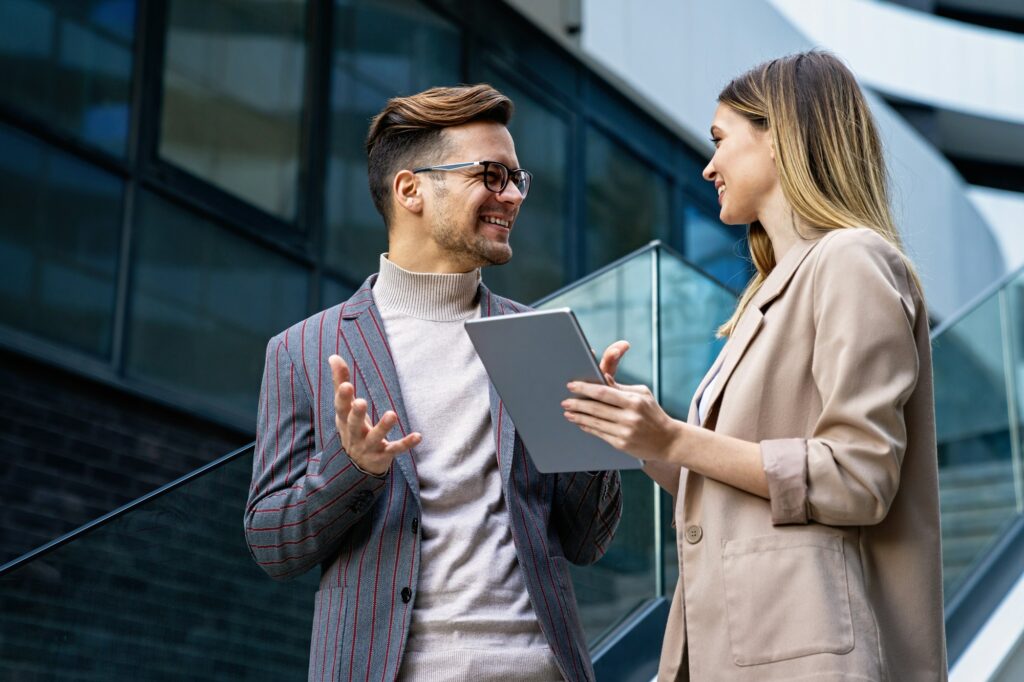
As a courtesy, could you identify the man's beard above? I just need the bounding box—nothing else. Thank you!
[432,212,513,268]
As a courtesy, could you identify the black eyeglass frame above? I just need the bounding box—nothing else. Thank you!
[412,160,532,199]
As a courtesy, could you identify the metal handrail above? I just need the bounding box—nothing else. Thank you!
[0,441,255,577]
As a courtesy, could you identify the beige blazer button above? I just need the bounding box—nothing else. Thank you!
[685,525,703,544]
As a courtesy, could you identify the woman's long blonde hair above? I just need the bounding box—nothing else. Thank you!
[716,50,919,337]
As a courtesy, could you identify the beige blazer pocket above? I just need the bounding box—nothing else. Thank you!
[721,533,854,666]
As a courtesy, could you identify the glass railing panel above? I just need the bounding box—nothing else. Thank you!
[539,248,656,644]
[934,276,1024,596]
[538,244,737,644]
[656,249,735,592]
[0,448,318,680]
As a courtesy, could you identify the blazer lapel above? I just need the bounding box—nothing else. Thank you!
[480,285,517,491]
[338,279,420,503]
[699,231,830,426]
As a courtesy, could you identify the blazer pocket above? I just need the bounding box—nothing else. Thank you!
[721,533,854,666]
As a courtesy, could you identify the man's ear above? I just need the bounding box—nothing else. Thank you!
[393,170,424,216]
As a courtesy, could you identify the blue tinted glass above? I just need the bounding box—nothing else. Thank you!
[127,192,310,418]
[0,0,135,155]
[683,204,748,290]
[481,70,569,303]
[325,0,461,282]
[585,126,671,270]
[160,0,306,219]
[0,123,121,356]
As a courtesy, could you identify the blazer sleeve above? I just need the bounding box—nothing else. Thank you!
[244,333,387,580]
[760,235,922,527]
[552,470,623,565]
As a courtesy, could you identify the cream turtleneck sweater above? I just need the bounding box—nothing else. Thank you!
[373,256,563,682]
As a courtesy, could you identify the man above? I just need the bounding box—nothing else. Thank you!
[245,84,624,682]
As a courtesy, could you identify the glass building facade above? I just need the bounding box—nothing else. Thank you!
[0,0,744,432]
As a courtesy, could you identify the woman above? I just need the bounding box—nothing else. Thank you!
[563,51,946,681]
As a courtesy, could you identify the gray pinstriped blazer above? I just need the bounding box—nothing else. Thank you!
[245,276,623,682]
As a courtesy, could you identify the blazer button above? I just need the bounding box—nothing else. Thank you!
[685,525,703,544]
[411,517,419,533]
[401,587,412,604]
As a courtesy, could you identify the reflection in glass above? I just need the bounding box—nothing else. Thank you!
[0,123,121,356]
[325,0,460,283]
[160,0,306,219]
[683,204,747,291]
[0,449,317,680]
[127,192,309,417]
[933,285,1023,595]
[481,72,568,303]
[585,126,671,271]
[0,0,135,155]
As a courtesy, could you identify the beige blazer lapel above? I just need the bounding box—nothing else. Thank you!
[698,232,829,427]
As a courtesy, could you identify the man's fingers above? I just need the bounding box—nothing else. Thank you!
[383,432,422,456]
[329,354,350,389]
[364,411,398,445]
[347,398,370,440]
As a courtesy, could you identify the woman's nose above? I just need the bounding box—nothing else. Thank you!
[702,159,716,182]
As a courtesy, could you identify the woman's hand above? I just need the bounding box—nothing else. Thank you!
[562,378,680,463]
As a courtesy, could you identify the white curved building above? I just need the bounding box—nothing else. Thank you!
[511,0,1024,321]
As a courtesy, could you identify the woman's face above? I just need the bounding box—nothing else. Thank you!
[702,104,779,225]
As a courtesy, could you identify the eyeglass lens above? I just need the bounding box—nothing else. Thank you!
[482,161,530,198]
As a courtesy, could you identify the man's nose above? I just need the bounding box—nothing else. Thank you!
[497,183,525,205]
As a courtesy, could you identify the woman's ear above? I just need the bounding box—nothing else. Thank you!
[393,170,423,215]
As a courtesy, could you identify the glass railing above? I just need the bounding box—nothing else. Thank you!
[0,241,738,678]
[536,243,735,646]
[933,270,1024,596]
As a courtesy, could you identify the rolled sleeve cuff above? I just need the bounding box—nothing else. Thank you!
[761,438,809,525]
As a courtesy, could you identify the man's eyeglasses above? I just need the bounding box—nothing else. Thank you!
[412,160,532,199]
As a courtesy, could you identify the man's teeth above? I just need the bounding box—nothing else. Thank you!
[718,185,726,197]
[482,216,510,227]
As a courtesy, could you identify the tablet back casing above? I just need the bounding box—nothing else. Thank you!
[465,308,644,473]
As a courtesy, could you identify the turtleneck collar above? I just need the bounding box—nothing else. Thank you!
[372,254,481,322]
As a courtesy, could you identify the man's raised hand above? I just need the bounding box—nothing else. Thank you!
[329,354,421,476]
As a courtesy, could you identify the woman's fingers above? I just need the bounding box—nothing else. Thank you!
[561,397,624,422]
[564,409,628,439]
[566,381,636,407]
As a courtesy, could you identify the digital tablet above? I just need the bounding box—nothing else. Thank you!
[465,308,644,473]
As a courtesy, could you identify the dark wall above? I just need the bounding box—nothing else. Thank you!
[0,348,248,566]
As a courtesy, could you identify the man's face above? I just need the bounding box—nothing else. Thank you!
[422,121,524,270]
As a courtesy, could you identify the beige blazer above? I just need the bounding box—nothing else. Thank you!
[658,228,947,681]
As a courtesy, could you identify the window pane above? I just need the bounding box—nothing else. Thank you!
[0,0,135,155]
[160,0,306,219]
[324,0,460,283]
[480,72,568,303]
[0,123,121,356]
[683,204,748,290]
[321,274,355,308]
[585,127,671,270]
[127,192,309,416]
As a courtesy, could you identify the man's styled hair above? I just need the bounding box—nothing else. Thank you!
[365,84,513,224]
